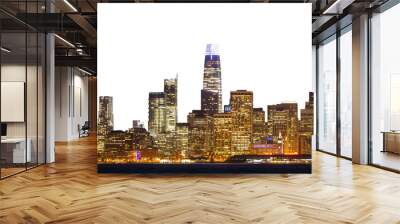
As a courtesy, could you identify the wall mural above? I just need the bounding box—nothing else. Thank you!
[97,3,313,173]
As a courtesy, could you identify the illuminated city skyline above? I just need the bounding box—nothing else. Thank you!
[100,44,311,129]
[98,44,314,164]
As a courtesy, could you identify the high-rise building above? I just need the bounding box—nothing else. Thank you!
[267,102,299,154]
[176,123,189,159]
[148,77,179,159]
[98,96,114,144]
[212,113,232,162]
[128,126,151,151]
[103,130,131,161]
[164,78,177,132]
[299,92,314,155]
[230,90,253,154]
[299,92,314,134]
[201,44,222,115]
[252,108,266,145]
[201,89,219,115]
[148,92,166,136]
[163,132,177,159]
[187,110,213,159]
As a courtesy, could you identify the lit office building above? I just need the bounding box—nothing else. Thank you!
[252,108,266,145]
[285,117,299,154]
[176,123,189,159]
[299,92,314,134]
[267,105,286,142]
[212,113,232,162]
[164,78,177,132]
[230,90,253,154]
[188,110,213,159]
[267,102,299,155]
[201,89,219,115]
[163,132,177,159]
[98,96,114,144]
[103,130,131,162]
[128,126,151,151]
[298,134,312,155]
[299,92,314,155]
[148,92,166,136]
[154,133,167,157]
[201,44,222,115]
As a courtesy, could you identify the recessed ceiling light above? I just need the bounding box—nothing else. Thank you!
[78,67,93,76]
[323,0,354,15]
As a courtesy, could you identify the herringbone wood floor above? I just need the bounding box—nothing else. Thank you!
[1,136,400,224]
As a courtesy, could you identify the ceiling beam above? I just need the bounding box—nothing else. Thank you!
[55,55,96,70]
[67,13,97,39]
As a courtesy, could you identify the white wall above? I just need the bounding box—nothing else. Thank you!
[55,67,89,141]
[1,65,26,139]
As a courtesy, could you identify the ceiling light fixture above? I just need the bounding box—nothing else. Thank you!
[323,0,355,15]
[1,47,11,53]
[54,34,75,48]
[78,67,93,76]
[63,0,78,12]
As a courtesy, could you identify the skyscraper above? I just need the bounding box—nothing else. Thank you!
[187,110,213,159]
[267,102,299,155]
[176,123,189,159]
[252,108,266,145]
[201,44,222,115]
[148,92,166,136]
[98,96,114,144]
[230,90,253,154]
[103,130,130,161]
[164,78,177,132]
[299,92,314,134]
[212,113,232,161]
[201,90,219,115]
[299,92,314,155]
[148,77,179,159]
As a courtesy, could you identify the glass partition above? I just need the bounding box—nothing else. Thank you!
[0,2,46,179]
[1,31,28,177]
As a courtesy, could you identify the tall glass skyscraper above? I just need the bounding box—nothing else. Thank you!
[98,96,114,144]
[201,44,222,115]
[164,77,177,132]
[148,92,166,136]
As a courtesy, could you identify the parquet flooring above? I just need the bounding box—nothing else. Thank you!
[1,136,400,224]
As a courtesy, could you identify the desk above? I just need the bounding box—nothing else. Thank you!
[1,138,31,163]
[382,131,400,154]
